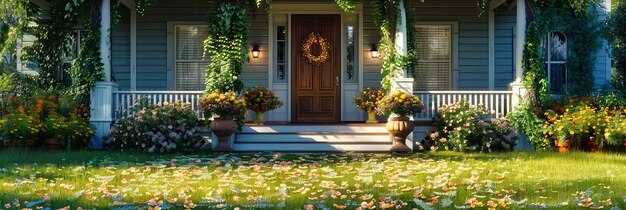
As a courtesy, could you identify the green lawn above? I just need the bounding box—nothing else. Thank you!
[0,150,625,209]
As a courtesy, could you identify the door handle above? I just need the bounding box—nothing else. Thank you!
[335,76,340,87]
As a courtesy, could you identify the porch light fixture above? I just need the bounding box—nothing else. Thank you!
[251,44,260,58]
[370,45,379,58]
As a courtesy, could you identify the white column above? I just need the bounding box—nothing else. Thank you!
[510,0,527,108]
[514,0,526,83]
[91,0,117,143]
[100,0,112,82]
[391,0,414,95]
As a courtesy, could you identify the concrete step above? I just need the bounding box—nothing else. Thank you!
[233,143,393,152]
[236,133,390,143]
[241,124,387,134]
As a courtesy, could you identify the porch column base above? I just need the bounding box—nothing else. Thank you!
[90,82,118,139]
[509,80,527,110]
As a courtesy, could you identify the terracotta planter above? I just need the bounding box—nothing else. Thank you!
[582,139,603,153]
[24,139,38,149]
[254,111,265,125]
[45,138,62,150]
[210,116,237,152]
[366,111,378,124]
[386,116,414,153]
[2,140,16,148]
[555,140,570,153]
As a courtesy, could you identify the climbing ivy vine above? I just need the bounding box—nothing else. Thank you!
[204,0,255,93]
[522,0,601,104]
[0,0,33,66]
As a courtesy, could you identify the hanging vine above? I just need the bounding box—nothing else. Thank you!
[204,0,251,93]
[522,0,601,104]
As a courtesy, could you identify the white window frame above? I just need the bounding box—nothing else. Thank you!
[414,22,458,91]
[166,21,208,91]
[544,31,568,93]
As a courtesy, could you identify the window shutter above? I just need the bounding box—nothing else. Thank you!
[175,26,209,91]
[414,25,451,91]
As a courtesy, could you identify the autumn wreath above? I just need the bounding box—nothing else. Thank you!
[301,33,331,66]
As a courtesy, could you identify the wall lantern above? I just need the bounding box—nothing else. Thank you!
[251,44,260,58]
[370,45,379,58]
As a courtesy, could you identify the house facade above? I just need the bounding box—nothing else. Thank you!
[19,0,614,151]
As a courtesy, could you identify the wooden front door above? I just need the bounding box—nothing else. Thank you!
[291,14,341,123]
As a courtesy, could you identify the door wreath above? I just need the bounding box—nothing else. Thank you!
[301,33,331,66]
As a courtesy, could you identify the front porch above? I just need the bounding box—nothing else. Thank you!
[91,0,532,152]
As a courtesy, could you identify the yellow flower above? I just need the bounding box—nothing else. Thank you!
[569,130,575,135]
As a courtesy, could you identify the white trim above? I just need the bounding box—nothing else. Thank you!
[100,0,112,82]
[414,21,459,90]
[358,11,364,121]
[119,0,136,9]
[488,9,495,90]
[267,13,274,120]
[514,0,526,82]
[489,0,508,10]
[130,8,137,90]
[268,4,364,122]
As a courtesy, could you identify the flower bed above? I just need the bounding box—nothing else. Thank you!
[105,98,205,153]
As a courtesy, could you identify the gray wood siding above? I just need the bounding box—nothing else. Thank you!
[362,5,382,89]
[131,0,268,90]
[112,6,130,90]
[593,1,611,88]
[494,8,516,90]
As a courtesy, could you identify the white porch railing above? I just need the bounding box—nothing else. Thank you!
[112,91,205,120]
[413,91,514,120]
[111,90,514,122]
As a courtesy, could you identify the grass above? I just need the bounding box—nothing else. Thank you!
[0,150,625,209]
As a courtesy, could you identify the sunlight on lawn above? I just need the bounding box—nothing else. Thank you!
[0,151,625,209]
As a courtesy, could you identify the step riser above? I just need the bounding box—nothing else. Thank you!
[242,125,387,134]
[236,134,390,143]
[233,143,393,152]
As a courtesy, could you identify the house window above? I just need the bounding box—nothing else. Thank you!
[174,25,209,91]
[414,25,452,91]
[543,32,567,93]
[345,24,357,82]
[275,25,287,82]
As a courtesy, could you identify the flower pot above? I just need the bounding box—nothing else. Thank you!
[366,111,378,124]
[254,111,265,125]
[2,140,16,149]
[554,140,570,153]
[45,138,62,150]
[386,116,414,153]
[582,139,603,153]
[24,139,38,149]
[210,116,237,152]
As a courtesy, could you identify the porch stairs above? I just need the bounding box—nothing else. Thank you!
[232,124,393,152]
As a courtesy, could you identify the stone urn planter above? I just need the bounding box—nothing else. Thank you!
[45,138,62,150]
[386,116,414,153]
[210,116,237,152]
[555,140,570,153]
[366,112,378,124]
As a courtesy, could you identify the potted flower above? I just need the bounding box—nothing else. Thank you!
[199,91,247,152]
[0,110,41,148]
[244,87,283,124]
[354,87,385,124]
[376,89,423,153]
[43,113,66,150]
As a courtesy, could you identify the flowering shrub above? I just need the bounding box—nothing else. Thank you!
[542,104,616,150]
[429,100,487,151]
[44,113,93,149]
[0,111,41,144]
[376,90,423,117]
[354,87,385,112]
[106,98,204,153]
[244,87,282,113]
[605,115,626,146]
[199,91,247,130]
[428,100,517,152]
